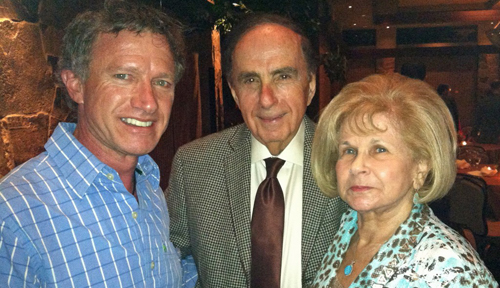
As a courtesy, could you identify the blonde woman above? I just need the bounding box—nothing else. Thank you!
[311,73,498,287]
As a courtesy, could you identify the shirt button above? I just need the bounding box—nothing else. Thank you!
[132,212,138,219]
[150,261,155,270]
[106,173,114,180]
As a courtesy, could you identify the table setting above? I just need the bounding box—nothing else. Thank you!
[456,160,500,220]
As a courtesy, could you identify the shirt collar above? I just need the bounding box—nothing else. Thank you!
[251,119,304,166]
[136,154,160,188]
[45,122,159,197]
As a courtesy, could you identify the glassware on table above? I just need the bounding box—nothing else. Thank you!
[467,150,482,168]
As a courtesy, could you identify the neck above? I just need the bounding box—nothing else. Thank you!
[356,200,414,245]
[73,125,138,194]
[120,169,136,194]
[266,142,287,156]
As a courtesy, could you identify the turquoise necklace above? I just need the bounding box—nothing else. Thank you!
[344,244,357,276]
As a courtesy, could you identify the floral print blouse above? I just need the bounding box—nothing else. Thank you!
[311,201,498,287]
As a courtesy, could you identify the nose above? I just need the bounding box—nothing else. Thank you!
[259,83,278,108]
[131,80,158,114]
[349,153,369,175]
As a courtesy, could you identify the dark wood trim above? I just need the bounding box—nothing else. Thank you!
[486,0,500,9]
[374,9,500,25]
[346,44,500,59]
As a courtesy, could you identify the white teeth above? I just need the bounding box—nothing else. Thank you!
[121,118,153,127]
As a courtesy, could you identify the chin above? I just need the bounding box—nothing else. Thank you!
[347,200,375,212]
[123,145,156,157]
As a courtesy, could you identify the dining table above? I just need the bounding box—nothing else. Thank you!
[457,164,500,220]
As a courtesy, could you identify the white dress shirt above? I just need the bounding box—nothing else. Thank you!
[250,120,305,288]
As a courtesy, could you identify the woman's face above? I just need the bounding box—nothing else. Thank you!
[335,114,425,215]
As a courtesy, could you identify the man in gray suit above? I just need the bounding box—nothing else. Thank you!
[167,13,346,287]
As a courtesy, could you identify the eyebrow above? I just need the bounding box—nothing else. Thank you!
[155,72,173,79]
[271,66,298,77]
[235,66,299,82]
[339,138,383,146]
[108,65,173,79]
[236,72,259,82]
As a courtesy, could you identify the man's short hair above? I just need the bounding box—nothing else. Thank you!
[222,13,318,81]
[58,0,186,110]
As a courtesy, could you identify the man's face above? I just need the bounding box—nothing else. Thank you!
[228,24,316,155]
[69,31,176,160]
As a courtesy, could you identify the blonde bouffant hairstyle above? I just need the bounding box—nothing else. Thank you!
[311,73,457,203]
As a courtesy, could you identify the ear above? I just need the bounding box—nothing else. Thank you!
[306,73,316,106]
[413,160,430,190]
[61,70,84,104]
[227,80,240,106]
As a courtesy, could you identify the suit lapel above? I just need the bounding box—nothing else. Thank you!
[225,125,253,283]
[301,118,329,274]
[223,119,330,283]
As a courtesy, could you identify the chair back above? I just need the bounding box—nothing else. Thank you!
[430,173,488,236]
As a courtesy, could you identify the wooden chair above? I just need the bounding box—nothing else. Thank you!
[429,174,500,266]
[430,174,487,239]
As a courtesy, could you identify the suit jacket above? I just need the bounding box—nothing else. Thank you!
[167,117,347,287]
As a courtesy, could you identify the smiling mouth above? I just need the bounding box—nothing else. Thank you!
[121,118,153,127]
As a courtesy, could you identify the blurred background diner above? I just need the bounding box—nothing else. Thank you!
[2,0,500,281]
[437,83,460,131]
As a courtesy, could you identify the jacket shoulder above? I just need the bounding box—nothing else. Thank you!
[177,124,248,155]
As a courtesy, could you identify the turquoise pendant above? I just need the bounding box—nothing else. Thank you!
[344,262,354,276]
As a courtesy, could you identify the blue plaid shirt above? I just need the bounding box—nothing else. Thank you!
[0,122,196,287]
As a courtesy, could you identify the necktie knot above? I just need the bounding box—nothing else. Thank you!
[264,157,285,179]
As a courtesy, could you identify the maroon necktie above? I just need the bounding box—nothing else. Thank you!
[251,157,286,288]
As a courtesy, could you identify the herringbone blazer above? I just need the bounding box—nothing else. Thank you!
[167,117,346,287]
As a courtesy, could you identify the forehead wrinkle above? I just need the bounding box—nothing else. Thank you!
[106,63,141,73]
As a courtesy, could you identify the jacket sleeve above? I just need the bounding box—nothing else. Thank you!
[166,149,192,260]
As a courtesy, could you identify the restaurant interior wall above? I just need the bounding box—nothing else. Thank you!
[0,0,209,189]
[332,0,500,129]
[0,0,87,178]
[396,55,478,127]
